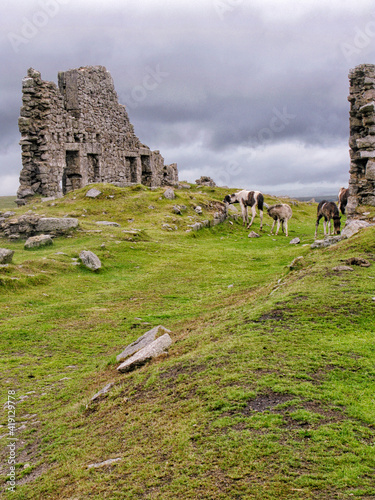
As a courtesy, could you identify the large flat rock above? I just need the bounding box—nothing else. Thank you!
[117,333,172,373]
[24,234,53,249]
[116,325,171,362]
[36,217,79,232]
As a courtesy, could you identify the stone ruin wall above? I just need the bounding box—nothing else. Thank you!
[347,63,375,215]
[17,66,178,203]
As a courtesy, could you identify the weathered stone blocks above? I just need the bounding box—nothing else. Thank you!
[16,66,178,203]
[348,64,375,214]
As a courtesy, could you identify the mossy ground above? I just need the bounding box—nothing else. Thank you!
[0,185,374,499]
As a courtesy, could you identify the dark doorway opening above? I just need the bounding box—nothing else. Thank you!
[63,150,82,194]
[141,156,152,186]
[87,154,100,183]
[127,157,138,183]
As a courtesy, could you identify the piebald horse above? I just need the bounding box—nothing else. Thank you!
[224,190,264,229]
[315,200,341,239]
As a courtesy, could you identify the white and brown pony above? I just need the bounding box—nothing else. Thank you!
[315,201,341,239]
[338,187,349,215]
[224,190,264,229]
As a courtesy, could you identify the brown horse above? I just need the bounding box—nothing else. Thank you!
[315,201,341,239]
[338,187,349,215]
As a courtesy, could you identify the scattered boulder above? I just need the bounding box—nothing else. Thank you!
[195,176,216,187]
[333,265,354,272]
[311,236,344,249]
[341,219,372,238]
[289,256,306,270]
[95,221,121,227]
[89,382,114,404]
[172,205,182,214]
[0,248,14,264]
[163,188,175,200]
[290,237,300,245]
[162,223,177,231]
[117,333,172,373]
[86,188,102,198]
[195,206,203,214]
[24,234,53,249]
[87,458,122,469]
[248,231,260,238]
[79,250,102,271]
[189,223,202,231]
[117,325,171,362]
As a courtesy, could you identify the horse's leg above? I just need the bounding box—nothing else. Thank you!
[315,215,322,239]
[284,220,288,237]
[247,205,256,229]
[275,219,280,235]
[270,219,275,234]
[240,202,247,226]
[259,209,263,230]
[323,218,327,236]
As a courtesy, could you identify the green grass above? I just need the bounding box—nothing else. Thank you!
[0,184,374,499]
[0,197,16,210]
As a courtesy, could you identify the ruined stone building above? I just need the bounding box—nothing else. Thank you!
[347,63,375,214]
[17,66,178,203]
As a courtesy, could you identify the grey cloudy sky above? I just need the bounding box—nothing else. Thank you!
[1,0,374,197]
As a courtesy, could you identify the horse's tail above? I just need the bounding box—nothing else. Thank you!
[257,192,264,211]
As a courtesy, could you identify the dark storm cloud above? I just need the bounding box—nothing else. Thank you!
[0,0,374,195]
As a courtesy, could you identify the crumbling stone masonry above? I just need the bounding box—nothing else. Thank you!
[347,63,375,214]
[17,66,178,203]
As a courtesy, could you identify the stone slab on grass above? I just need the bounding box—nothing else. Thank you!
[24,234,53,249]
[117,325,171,362]
[117,333,172,373]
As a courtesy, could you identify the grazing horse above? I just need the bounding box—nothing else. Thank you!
[338,187,349,215]
[267,204,293,237]
[315,201,341,239]
[224,190,264,229]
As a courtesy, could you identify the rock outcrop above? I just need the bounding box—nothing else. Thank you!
[0,214,78,239]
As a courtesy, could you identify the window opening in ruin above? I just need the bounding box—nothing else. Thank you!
[63,150,82,194]
[127,157,138,183]
[356,158,368,178]
[87,154,100,183]
[141,155,152,186]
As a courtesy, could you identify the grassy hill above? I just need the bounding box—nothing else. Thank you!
[0,197,16,211]
[0,184,374,499]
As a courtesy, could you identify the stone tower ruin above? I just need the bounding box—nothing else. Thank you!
[17,66,178,203]
[347,63,375,214]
